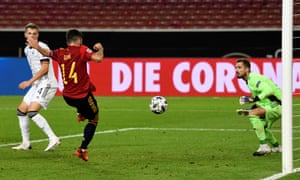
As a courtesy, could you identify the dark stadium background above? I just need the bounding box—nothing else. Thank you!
[1,0,299,58]
[0,30,286,58]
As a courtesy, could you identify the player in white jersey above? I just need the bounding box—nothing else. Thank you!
[12,23,60,151]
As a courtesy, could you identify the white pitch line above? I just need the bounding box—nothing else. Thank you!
[1,127,299,180]
[0,127,257,148]
[0,128,124,148]
[261,168,300,180]
[125,127,254,132]
[0,107,233,112]
[0,127,293,148]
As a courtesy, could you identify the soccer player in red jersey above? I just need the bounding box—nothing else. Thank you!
[27,29,104,161]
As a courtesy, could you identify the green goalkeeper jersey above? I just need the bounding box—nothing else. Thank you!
[247,72,282,107]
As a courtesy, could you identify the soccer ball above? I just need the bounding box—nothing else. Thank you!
[149,96,168,114]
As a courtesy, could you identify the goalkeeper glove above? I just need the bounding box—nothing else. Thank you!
[239,96,254,105]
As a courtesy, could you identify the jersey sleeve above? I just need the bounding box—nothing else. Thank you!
[38,42,51,60]
[24,47,28,56]
[80,45,93,61]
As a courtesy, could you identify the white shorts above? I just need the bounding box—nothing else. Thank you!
[23,84,57,110]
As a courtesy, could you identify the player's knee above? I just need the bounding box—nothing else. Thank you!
[89,114,99,126]
[27,111,38,118]
[17,109,27,116]
[88,120,98,126]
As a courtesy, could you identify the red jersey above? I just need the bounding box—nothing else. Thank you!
[50,45,94,98]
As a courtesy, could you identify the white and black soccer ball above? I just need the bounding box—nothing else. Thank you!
[149,96,168,114]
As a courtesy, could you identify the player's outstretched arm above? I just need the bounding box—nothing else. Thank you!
[27,38,51,57]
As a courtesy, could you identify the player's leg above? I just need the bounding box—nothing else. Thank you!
[75,113,99,162]
[28,103,60,151]
[12,87,37,150]
[249,116,268,144]
[12,100,32,150]
[28,87,60,151]
[74,93,99,161]
[249,114,271,156]
[265,119,280,148]
[265,128,280,151]
[249,107,268,145]
[265,103,282,152]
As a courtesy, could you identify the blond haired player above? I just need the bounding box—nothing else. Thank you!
[12,23,60,151]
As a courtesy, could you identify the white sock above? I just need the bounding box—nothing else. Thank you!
[17,115,30,146]
[31,113,57,140]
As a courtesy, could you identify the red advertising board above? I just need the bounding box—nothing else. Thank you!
[53,58,300,96]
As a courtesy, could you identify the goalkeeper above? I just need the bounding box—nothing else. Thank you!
[235,59,281,156]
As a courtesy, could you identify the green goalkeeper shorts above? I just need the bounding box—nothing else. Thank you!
[263,102,281,125]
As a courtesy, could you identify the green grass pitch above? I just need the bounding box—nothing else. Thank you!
[0,96,299,180]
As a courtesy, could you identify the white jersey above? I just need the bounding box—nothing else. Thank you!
[24,41,58,88]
